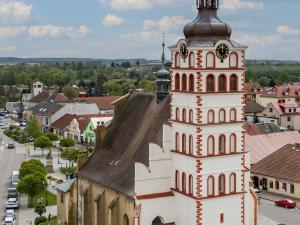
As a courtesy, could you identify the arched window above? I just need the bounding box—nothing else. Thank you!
[175,74,180,91]
[175,107,180,120]
[218,74,226,92]
[207,136,215,156]
[182,109,186,122]
[208,110,215,124]
[206,75,215,92]
[219,134,226,154]
[123,215,129,225]
[182,173,186,193]
[189,74,195,92]
[175,133,180,151]
[219,109,226,123]
[189,175,193,195]
[229,134,236,153]
[189,135,193,155]
[152,217,164,225]
[207,176,215,196]
[175,170,180,190]
[230,74,238,91]
[230,52,238,68]
[189,109,193,123]
[182,74,187,91]
[206,52,215,68]
[230,108,237,121]
[219,174,226,195]
[182,134,186,153]
[175,52,180,67]
[189,52,195,68]
[229,173,236,193]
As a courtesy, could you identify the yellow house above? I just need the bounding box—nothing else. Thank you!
[251,143,300,199]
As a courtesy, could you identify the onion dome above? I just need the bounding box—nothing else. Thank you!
[184,0,232,42]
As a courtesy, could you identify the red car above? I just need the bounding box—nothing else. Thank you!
[275,199,297,208]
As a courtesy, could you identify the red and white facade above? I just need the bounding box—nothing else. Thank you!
[134,10,257,225]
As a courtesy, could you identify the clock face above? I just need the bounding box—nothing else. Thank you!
[216,43,229,60]
[179,43,188,58]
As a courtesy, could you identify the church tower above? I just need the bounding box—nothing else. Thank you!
[134,1,256,224]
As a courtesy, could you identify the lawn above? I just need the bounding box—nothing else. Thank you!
[39,216,57,225]
[30,190,57,208]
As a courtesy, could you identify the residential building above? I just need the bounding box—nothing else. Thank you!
[244,83,261,102]
[245,123,283,136]
[33,81,44,96]
[245,131,300,164]
[75,1,257,225]
[75,96,121,114]
[245,101,264,123]
[251,143,300,198]
[5,102,21,113]
[262,101,300,130]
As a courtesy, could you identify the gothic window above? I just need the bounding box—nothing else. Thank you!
[175,52,180,67]
[182,108,186,122]
[229,134,236,153]
[229,173,236,193]
[230,52,238,68]
[207,136,215,155]
[230,74,238,91]
[182,173,186,193]
[176,107,180,120]
[175,170,180,190]
[189,109,193,123]
[207,176,215,196]
[219,174,226,195]
[206,75,215,92]
[219,109,226,122]
[206,52,215,68]
[230,108,237,121]
[189,135,193,155]
[175,74,180,91]
[208,110,215,124]
[219,135,226,154]
[189,175,193,195]
[218,74,226,92]
[189,52,195,68]
[182,133,186,153]
[182,74,187,91]
[189,74,195,92]
[175,133,180,151]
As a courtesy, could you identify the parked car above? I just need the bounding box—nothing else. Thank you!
[7,188,18,198]
[7,143,15,149]
[5,198,18,209]
[275,199,296,208]
[4,209,15,219]
[2,216,16,225]
[0,112,6,117]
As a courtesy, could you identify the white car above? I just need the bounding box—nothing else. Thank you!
[2,216,15,225]
[4,209,15,219]
[5,198,18,209]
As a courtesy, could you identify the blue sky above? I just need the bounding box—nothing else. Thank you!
[0,0,299,60]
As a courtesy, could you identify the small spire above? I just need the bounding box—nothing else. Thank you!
[161,33,166,66]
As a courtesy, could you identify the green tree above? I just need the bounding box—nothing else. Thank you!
[61,147,88,166]
[103,80,122,96]
[45,132,58,141]
[19,159,47,179]
[26,117,42,139]
[34,136,53,156]
[94,74,108,96]
[18,174,46,206]
[34,204,46,217]
[60,137,75,148]
[63,86,79,100]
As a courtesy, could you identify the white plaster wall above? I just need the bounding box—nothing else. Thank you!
[174,193,197,225]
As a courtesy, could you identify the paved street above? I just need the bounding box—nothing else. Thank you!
[259,198,300,225]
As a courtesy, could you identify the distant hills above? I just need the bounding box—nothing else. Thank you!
[0,57,298,65]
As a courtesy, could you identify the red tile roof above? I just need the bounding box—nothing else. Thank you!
[260,84,300,98]
[75,96,122,110]
[252,143,300,183]
[30,91,50,102]
[246,131,300,164]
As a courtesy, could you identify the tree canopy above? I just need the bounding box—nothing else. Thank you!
[26,117,42,139]
[59,137,75,148]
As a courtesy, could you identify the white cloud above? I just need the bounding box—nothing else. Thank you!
[100,0,172,10]
[28,25,91,39]
[0,26,26,38]
[221,0,264,10]
[0,45,16,52]
[143,16,189,31]
[276,25,300,36]
[0,0,32,24]
[102,14,125,27]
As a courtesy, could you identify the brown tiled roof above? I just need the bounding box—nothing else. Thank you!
[30,91,50,102]
[51,114,76,129]
[245,123,281,136]
[246,131,300,164]
[78,93,170,196]
[245,101,264,114]
[244,83,261,93]
[75,96,122,110]
[260,84,300,98]
[252,143,300,183]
